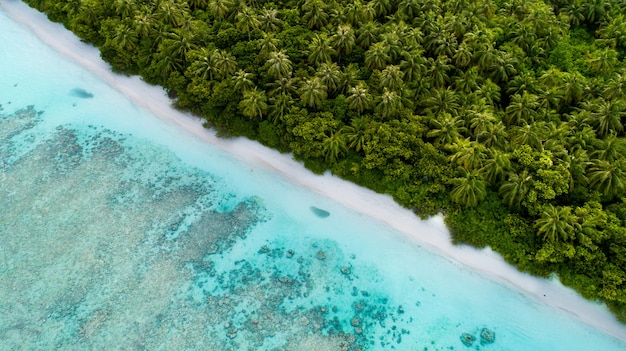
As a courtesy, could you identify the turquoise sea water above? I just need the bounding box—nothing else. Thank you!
[1,3,626,350]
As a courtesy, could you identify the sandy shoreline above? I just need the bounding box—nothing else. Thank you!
[3,0,626,341]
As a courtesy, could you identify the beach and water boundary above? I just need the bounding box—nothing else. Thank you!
[2,0,626,343]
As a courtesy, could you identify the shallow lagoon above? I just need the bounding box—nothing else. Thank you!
[1,1,626,350]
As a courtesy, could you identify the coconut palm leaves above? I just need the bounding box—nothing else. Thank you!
[364,42,390,71]
[302,0,329,29]
[499,170,533,209]
[534,205,579,243]
[322,132,348,162]
[581,98,625,137]
[450,169,487,207]
[235,5,259,40]
[299,78,327,109]
[347,83,372,115]
[315,62,342,95]
[208,0,234,19]
[266,51,293,79]
[588,159,626,197]
[331,24,356,62]
[426,113,465,146]
[308,34,336,67]
[239,88,268,118]
[232,70,255,93]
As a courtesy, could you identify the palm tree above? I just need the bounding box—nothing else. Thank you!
[235,5,259,41]
[452,41,473,68]
[422,88,460,116]
[587,47,618,76]
[239,88,268,118]
[268,93,293,123]
[598,14,626,48]
[499,170,532,208]
[454,67,480,94]
[505,92,539,125]
[371,0,392,16]
[591,133,626,163]
[112,23,139,51]
[113,0,136,19]
[379,30,403,61]
[188,48,216,80]
[379,65,404,91]
[507,71,537,96]
[347,83,372,115]
[488,52,517,83]
[339,64,361,94]
[582,0,607,24]
[478,121,508,149]
[315,62,343,95]
[154,53,181,81]
[475,79,501,106]
[587,159,626,197]
[448,138,486,170]
[211,49,237,78]
[469,109,496,138]
[258,7,281,32]
[582,98,625,137]
[302,0,329,29]
[162,30,194,66]
[511,122,548,151]
[267,76,298,97]
[232,70,255,93]
[331,25,356,63]
[364,42,390,71]
[208,0,234,19]
[402,26,424,49]
[426,113,465,146]
[480,148,511,184]
[322,132,348,162]
[341,117,370,152]
[266,51,293,79]
[344,1,365,27]
[534,205,578,243]
[308,34,336,67]
[375,89,403,120]
[188,0,208,11]
[299,78,327,110]
[400,49,427,83]
[357,21,379,49]
[450,169,488,207]
[564,3,585,26]
[604,73,626,101]
[427,56,452,88]
[397,0,421,19]
[157,1,187,28]
[427,30,458,58]
[257,32,280,58]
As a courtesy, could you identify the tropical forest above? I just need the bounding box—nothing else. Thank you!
[22,0,626,322]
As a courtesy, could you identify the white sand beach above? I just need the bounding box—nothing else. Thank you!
[2,0,626,341]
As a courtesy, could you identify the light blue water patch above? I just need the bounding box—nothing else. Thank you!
[1,3,625,351]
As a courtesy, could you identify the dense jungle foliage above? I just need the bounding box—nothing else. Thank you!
[22,0,626,321]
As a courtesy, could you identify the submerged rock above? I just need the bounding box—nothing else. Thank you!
[316,250,326,260]
[460,333,476,347]
[310,206,330,218]
[69,88,94,98]
[480,328,496,344]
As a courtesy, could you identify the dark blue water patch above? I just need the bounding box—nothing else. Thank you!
[69,88,94,99]
[310,206,330,218]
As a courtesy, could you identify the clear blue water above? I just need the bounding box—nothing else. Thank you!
[1,3,626,350]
